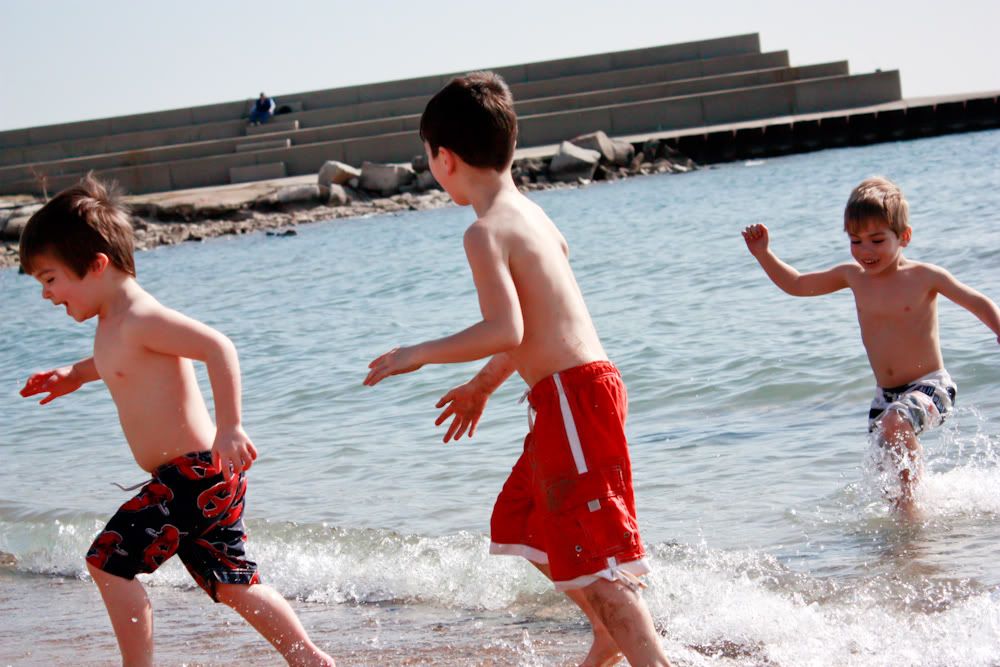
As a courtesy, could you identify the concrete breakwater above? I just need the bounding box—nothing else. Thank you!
[0,134,699,270]
[0,33,904,196]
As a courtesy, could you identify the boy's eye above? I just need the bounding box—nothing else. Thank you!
[872,239,884,244]
[850,239,860,244]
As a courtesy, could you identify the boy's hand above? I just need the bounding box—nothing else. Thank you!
[742,223,770,257]
[364,346,424,386]
[19,366,82,405]
[212,426,258,481]
[435,380,490,442]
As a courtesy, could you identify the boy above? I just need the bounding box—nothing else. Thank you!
[363,73,671,666]
[743,176,1000,516]
[18,176,334,667]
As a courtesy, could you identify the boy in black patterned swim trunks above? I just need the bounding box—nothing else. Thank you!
[18,176,334,666]
[744,177,1000,517]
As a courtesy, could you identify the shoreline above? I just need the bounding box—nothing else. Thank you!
[0,143,697,271]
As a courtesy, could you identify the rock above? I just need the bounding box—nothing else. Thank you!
[414,170,439,192]
[610,139,635,167]
[2,214,30,241]
[348,177,360,189]
[318,160,361,187]
[641,139,662,160]
[548,141,601,183]
[570,131,616,163]
[360,162,416,196]
[411,154,429,173]
[321,184,351,206]
[276,184,322,205]
[266,229,298,237]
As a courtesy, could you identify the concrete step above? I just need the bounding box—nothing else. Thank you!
[0,34,759,148]
[229,162,287,184]
[245,120,299,136]
[0,63,844,184]
[0,71,902,196]
[235,138,292,152]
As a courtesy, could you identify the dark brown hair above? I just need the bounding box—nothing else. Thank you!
[844,176,909,237]
[20,174,136,277]
[419,71,517,171]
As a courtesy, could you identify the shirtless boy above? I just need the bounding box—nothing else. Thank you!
[364,73,671,666]
[743,176,1000,516]
[18,176,334,666]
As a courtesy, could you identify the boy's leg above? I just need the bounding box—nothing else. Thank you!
[879,410,922,514]
[531,562,623,667]
[582,577,671,667]
[87,562,154,667]
[215,582,335,666]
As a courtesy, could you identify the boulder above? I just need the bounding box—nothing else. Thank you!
[321,184,351,206]
[570,131,616,163]
[318,161,361,187]
[548,142,601,183]
[414,170,439,192]
[610,139,635,167]
[411,154,429,173]
[360,162,416,196]
[2,214,31,241]
[276,184,322,205]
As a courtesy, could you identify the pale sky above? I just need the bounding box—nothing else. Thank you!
[1,0,998,133]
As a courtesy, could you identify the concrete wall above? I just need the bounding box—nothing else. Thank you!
[0,71,903,196]
[0,63,855,187]
[0,34,759,149]
[2,45,778,169]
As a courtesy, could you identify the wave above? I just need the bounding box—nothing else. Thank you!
[2,507,999,666]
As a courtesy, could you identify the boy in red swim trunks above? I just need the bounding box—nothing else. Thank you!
[18,176,334,666]
[364,72,670,666]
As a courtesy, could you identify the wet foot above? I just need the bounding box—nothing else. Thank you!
[579,631,623,667]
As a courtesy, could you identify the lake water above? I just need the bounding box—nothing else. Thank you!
[2,129,999,666]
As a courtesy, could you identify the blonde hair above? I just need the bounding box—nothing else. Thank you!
[844,176,909,237]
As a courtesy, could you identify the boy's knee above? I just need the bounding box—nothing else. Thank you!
[879,410,913,441]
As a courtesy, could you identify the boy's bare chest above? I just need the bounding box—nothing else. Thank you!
[93,327,146,386]
[853,276,934,322]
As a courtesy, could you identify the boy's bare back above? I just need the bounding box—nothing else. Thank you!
[477,189,607,386]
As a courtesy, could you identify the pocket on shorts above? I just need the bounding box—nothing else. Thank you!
[544,462,640,560]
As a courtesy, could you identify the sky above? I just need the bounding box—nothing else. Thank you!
[1,0,998,132]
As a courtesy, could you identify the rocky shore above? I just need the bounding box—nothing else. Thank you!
[0,132,696,272]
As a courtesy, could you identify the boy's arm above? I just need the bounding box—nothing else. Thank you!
[365,223,523,386]
[128,307,257,479]
[743,223,851,296]
[20,357,100,405]
[932,267,1000,343]
[434,353,517,442]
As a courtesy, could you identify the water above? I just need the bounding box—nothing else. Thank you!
[2,130,999,665]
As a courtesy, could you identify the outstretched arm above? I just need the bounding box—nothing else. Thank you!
[365,223,523,386]
[128,308,257,478]
[933,267,1000,343]
[434,353,517,442]
[20,357,100,404]
[743,224,851,296]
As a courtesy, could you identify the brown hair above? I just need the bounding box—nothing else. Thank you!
[20,174,135,277]
[419,71,517,171]
[844,176,909,237]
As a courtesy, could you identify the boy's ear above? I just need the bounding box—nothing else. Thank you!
[438,147,459,175]
[900,226,912,246]
[89,253,111,275]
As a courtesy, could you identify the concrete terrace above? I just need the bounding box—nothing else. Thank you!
[0,33,907,196]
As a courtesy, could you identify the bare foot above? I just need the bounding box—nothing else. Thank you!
[893,494,923,522]
[579,629,624,667]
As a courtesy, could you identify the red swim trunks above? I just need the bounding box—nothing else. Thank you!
[489,361,650,591]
